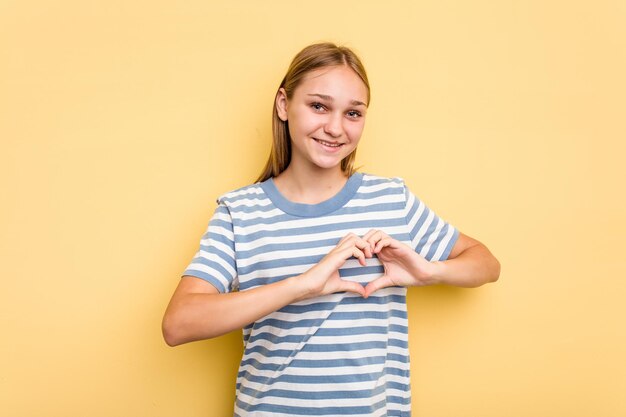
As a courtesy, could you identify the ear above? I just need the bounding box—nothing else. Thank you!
[275,88,288,121]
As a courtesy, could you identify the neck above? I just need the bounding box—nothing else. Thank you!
[273,164,350,205]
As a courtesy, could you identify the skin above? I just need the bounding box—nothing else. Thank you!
[162,65,500,347]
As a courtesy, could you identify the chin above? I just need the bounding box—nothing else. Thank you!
[311,158,345,170]
[313,152,354,168]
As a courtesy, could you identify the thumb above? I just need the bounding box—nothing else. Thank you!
[364,276,395,298]
[337,279,366,297]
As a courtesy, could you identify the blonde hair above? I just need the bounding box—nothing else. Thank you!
[256,42,370,183]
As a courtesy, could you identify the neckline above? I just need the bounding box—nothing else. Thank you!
[260,172,363,217]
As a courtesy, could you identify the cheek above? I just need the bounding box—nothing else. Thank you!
[287,114,306,138]
[289,112,320,134]
[345,121,365,141]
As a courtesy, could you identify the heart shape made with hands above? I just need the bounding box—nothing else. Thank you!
[310,230,437,299]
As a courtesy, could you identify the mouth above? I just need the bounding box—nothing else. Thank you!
[313,138,344,149]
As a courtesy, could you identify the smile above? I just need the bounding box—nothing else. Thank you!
[314,138,343,148]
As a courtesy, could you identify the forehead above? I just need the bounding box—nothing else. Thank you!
[295,66,369,104]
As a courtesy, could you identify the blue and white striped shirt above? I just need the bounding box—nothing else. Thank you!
[183,173,458,416]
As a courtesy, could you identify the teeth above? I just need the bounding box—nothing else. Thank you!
[316,139,341,147]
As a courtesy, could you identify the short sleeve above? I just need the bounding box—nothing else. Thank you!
[181,203,238,293]
[403,183,459,262]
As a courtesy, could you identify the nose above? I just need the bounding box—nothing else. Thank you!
[323,112,343,138]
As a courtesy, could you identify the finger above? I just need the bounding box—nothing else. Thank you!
[367,230,391,252]
[373,236,395,253]
[329,243,365,266]
[337,233,372,259]
[331,235,358,257]
[361,229,379,242]
[375,235,409,254]
[352,247,367,266]
[364,276,395,298]
[337,232,358,245]
[361,229,381,254]
[353,236,373,258]
[337,279,366,297]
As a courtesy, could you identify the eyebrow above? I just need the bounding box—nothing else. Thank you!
[307,93,367,107]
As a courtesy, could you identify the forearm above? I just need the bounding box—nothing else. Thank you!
[164,234,372,346]
[162,276,309,346]
[431,243,500,288]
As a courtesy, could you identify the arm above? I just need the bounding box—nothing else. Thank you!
[363,230,500,297]
[162,233,370,346]
[431,232,501,288]
[162,275,309,346]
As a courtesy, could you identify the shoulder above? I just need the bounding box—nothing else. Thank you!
[359,172,407,193]
[350,173,410,206]
[216,182,267,206]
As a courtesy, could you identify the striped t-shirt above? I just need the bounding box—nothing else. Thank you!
[183,172,459,417]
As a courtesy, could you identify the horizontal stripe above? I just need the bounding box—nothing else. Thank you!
[234,210,404,234]
[277,294,406,313]
[235,226,411,254]
[247,324,406,340]
[238,370,399,386]
[243,333,409,349]
[236,217,407,243]
[244,341,389,358]
[238,361,410,379]
[243,331,409,350]
[234,397,389,416]
[241,379,407,395]
[238,384,387,401]
[253,314,407,332]
[233,200,405,227]
[261,308,408,324]
[246,326,389,344]
[242,345,407,361]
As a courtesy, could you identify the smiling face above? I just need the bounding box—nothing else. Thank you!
[275,65,369,174]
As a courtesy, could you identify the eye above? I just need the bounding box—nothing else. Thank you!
[346,110,362,119]
[310,102,327,112]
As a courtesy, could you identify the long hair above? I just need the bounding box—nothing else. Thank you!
[256,42,370,183]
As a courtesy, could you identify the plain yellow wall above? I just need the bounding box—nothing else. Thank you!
[1,1,625,416]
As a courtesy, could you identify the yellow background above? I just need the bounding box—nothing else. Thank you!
[1,1,625,416]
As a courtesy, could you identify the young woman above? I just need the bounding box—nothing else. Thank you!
[163,42,500,417]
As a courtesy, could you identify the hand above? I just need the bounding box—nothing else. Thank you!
[362,229,438,298]
[299,233,371,299]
